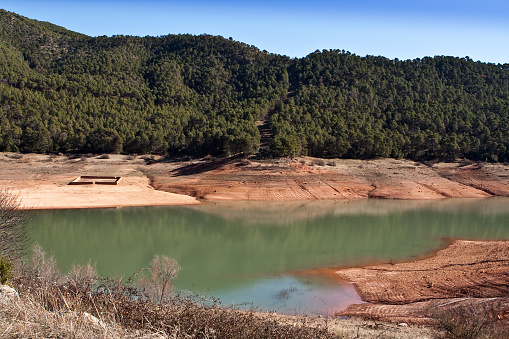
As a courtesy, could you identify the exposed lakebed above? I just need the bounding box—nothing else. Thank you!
[29,198,509,315]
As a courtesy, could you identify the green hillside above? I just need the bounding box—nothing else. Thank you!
[1,9,508,161]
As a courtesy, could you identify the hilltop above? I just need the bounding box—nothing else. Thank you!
[1,9,508,161]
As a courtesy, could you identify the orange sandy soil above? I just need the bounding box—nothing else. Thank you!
[0,153,199,209]
[335,240,509,324]
[146,157,509,201]
[2,153,508,208]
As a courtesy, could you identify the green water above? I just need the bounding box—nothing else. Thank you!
[29,198,509,315]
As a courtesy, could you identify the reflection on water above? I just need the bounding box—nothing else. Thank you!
[215,275,363,316]
[192,197,509,223]
[29,197,509,315]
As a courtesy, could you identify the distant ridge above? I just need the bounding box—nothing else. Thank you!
[0,9,508,162]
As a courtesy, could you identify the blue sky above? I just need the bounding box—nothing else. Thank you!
[3,0,509,63]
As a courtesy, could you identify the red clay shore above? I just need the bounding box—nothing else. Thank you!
[335,240,509,324]
[148,157,509,201]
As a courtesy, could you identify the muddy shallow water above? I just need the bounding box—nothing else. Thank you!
[29,198,509,315]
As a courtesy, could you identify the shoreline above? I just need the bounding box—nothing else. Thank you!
[298,236,455,279]
[1,153,508,210]
[2,152,509,327]
[334,239,509,323]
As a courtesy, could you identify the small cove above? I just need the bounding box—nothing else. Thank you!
[29,197,509,315]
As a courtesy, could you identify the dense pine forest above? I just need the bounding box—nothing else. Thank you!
[1,10,508,161]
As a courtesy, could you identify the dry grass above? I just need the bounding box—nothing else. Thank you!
[5,248,338,338]
[3,281,338,338]
[0,296,153,338]
[429,300,509,339]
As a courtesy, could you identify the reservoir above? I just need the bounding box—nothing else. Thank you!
[29,198,509,315]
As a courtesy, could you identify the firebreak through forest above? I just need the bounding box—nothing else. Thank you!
[1,10,508,161]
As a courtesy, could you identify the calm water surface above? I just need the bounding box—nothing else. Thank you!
[29,198,509,315]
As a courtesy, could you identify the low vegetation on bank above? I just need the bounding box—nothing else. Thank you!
[2,247,338,338]
[430,301,509,339]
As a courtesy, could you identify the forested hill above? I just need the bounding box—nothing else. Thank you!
[1,10,508,161]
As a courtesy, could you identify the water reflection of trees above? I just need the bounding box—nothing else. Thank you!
[188,198,509,224]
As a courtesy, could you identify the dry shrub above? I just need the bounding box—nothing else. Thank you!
[140,155,157,164]
[9,153,24,159]
[136,255,180,304]
[0,190,31,260]
[0,291,152,338]
[430,300,509,339]
[9,248,337,338]
[102,292,336,339]
[67,154,81,160]
[277,286,298,300]
[28,244,61,285]
[67,262,97,292]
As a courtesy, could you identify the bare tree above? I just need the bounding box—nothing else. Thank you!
[137,255,181,304]
[0,190,31,260]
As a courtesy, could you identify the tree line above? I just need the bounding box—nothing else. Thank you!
[1,9,508,161]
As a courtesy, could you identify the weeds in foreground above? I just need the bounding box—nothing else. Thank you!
[5,247,337,338]
[429,300,509,339]
[135,254,180,304]
[0,189,31,261]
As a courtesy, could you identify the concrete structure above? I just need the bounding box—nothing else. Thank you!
[69,176,121,185]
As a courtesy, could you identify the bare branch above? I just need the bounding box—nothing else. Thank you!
[0,190,31,260]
